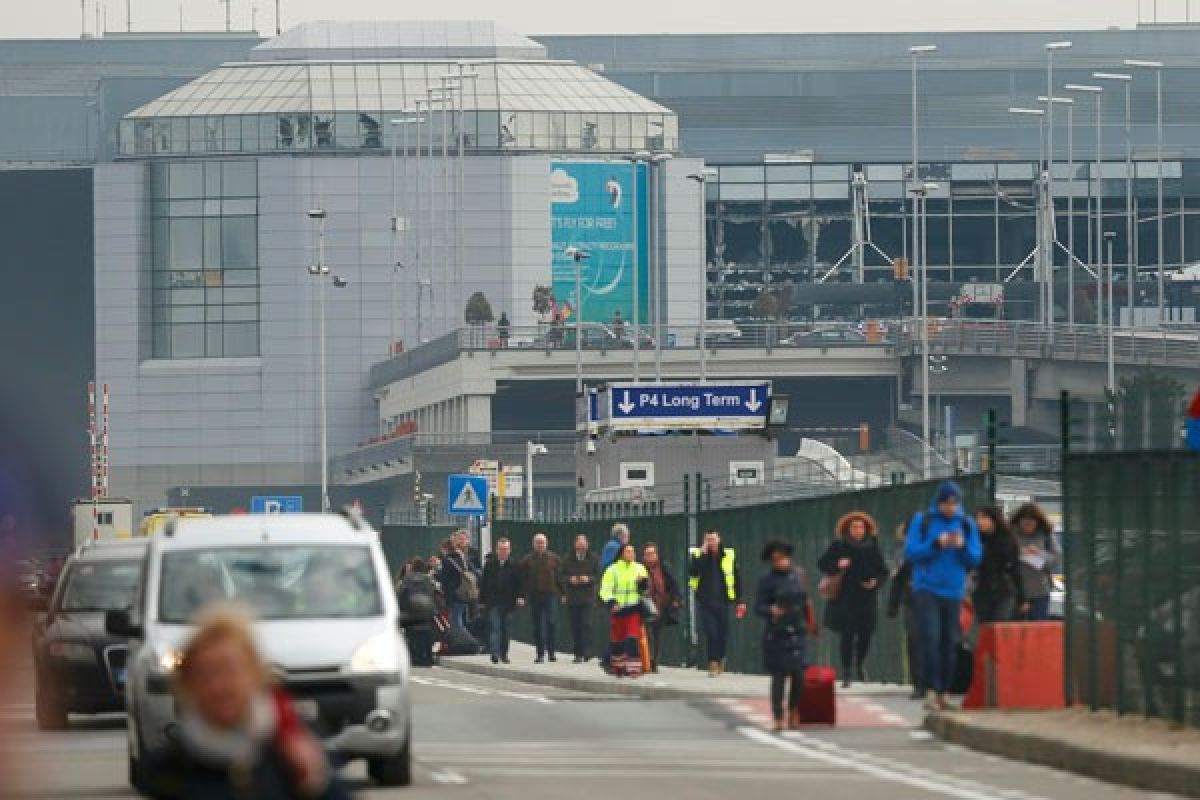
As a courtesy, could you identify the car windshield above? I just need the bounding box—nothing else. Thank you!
[158,545,382,624]
[58,560,141,612]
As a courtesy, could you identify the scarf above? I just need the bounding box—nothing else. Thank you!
[178,692,277,771]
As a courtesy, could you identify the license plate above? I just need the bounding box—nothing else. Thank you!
[293,699,319,721]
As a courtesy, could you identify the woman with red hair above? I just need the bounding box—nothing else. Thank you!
[818,512,889,688]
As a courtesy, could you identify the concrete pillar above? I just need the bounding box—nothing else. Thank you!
[1010,358,1028,428]
[465,395,492,433]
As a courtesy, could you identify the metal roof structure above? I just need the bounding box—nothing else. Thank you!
[250,20,547,61]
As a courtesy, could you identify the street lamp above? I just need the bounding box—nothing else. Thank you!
[1009,107,1049,324]
[565,246,591,394]
[1105,230,1117,391]
[1040,95,1076,324]
[1093,72,1133,328]
[1065,83,1105,327]
[649,152,674,383]
[909,44,937,321]
[525,441,548,521]
[686,168,717,382]
[1044,42,1073,281]
[453,66,479,329]
[1125,59,1166,322]
[622,150,652,382]
[908,180,939,478]
[389,112,422,356]
[307,208,349,512]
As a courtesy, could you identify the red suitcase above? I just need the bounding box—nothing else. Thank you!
[796,665,837,725]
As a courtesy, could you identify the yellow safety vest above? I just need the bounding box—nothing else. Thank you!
[688,547,737,601]
[599,560,649,608]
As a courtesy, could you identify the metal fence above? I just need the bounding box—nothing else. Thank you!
[1063,449,1200,727]
[382,474,987,681]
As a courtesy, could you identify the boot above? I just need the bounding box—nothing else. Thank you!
[707,660,720,677]
[772,718,785,733]
[923,689,940,712]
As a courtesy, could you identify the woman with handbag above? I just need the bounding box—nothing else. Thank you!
[598,543,649,678]
[641,542,680,673]
[818,511,889,688]
[755,540,815,732]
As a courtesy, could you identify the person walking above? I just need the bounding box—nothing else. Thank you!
[887,519,924,699]
[688,528,745,676]
[641,542,681,672]
[520,533,563,663]
[598,542,649,678]
[479,538,523,665]
[818,511,889,687]
[973,506,1024,624]
[562,533,599,663]
[438,533,474,630]
[755,540,813,731]
[905,481,982,711]
[1009,503,1059,622]
[599,522,629,574]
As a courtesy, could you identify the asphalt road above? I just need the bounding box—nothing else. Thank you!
[3,663,1187,800]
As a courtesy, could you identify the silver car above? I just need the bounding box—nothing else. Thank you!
[106,512,412,789]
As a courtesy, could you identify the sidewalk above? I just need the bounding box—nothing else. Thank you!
[440,641,911,701]
[927,708,1200,799]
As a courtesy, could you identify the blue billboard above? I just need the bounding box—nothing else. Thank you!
[551,161,649,325]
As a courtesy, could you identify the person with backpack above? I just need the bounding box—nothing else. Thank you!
[905,481,982,711]
[397,559,438,667]
[817,512,889,688]
[520,532,563,663]
[480,537,523,664]
[438,530,480,631]
[973,505,1025,624]
[755,540,815,731]
[1009,503,1059,621]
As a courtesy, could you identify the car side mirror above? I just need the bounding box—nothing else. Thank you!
[105,609,143,639]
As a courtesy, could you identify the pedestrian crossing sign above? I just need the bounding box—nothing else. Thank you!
[447,474,489,517]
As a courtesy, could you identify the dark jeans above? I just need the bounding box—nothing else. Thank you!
[449,601,467,630]
[1019,595,1051,621]
[769,671,804,721]
[913,590,961,694]
[645,617,665,669]
[406,625,435,667]
[974,589,1016,624]
[567,604,592,660]
[530,593,559,658]
[902,605,923,692]
[839,630,873,676]
[698,602,729,664]
[487,606,511,659]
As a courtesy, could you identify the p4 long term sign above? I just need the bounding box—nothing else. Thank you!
[605,382,771,431]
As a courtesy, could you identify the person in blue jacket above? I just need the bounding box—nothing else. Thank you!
[904,481,982,711]
[598,523,630,575]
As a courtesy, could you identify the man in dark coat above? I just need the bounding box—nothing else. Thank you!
[479,538,523,664]
[519,532,563,663]
[561,533,599,662]
[818,511,889,687]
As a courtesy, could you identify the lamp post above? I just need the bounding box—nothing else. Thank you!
[525,441,548,521]
[650,152,673,383]
[1040,95,1076,324]
[1044,42,1073,322]
[413,98,428,343]
[623,150,652,382]
[1066,83,1105,327]
[307,208,349,512]
[909,181,939,478]
[909,44,937,335]
[1094,72,1133,328]
[565,246,591,394]
[1105,230,1117,391]
[453,65,479,330]
[389,111,422,356]
[686,169,717,382]
[1009,107,1048,322]
[1125,59,1166,322]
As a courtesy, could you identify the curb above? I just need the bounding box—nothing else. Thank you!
[437,657,758,701]
[925,712,1200,799]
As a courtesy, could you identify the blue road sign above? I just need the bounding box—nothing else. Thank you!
[447,474,489,516]
[251,495,303,513]
[606,382,771,431]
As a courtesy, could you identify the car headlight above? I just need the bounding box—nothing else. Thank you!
[157,647,184,674]
[349,633,398,674]
[47,642,95,662]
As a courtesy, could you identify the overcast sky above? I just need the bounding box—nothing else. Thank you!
[0,0,1186,38]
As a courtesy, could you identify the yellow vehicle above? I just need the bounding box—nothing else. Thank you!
[138,507,212,537]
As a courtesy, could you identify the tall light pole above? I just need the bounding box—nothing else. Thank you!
[566,247,591,394]
[1066,83,1105,327]
[623,150,651,382]
[1010,107,1048,322]
[307,209,348,512]
[438,77,460,335]
[650,152,673,383]
[454,66,479,330]
[413,98,428,343]
[1040,95,1076,323]
[388,111,422,356]
[909,44,937,340]
[686,169,717,383]
[1105,230,1117,391]
[525,441,547,520]
[1043,42,1072,325]
[1126,59,1166,323]
[909,181,939,478]
[1094,72,1134,327]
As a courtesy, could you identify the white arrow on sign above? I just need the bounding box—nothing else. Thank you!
[745,388,763,413]
[617,390,636,414]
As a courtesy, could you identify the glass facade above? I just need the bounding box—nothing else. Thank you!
[150,160,259,359]
[119,61,678,157]
[706,159,1200,321]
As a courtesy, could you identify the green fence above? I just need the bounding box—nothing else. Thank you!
[380,477,987,682]
[1063,450,1200,727]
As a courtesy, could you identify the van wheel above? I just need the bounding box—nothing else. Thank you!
[35,685,68,731]
[367,729,412,787]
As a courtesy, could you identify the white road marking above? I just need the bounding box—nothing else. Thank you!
[429,768,468,785]
[862,702,888,713]
[908,730,935,740]
[730,704,754,713]
[714,697,740,705]
[740,726,1052,800]
[880,713,908,724]
[410,674,553,704]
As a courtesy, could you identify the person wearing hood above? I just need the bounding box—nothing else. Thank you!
[818,511,889,687]
[142,606,348,800]
[905,481,982,711]
[972,506,1025,624]
[1009,503,1059,621]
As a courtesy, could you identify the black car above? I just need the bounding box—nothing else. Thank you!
[32,539,147,730]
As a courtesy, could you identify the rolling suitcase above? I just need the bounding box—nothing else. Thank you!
[796,665,837,725]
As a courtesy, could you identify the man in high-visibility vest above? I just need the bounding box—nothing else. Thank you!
[689,528,745,676]
[599,542,649,677]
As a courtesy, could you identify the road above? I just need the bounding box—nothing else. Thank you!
[4,663,1186,800]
